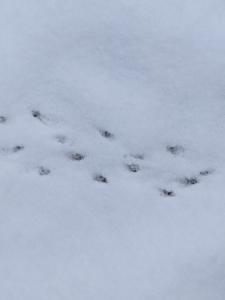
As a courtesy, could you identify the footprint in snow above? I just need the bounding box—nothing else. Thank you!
[32,110,41,118]
[38,166,50,176]
[179,169,213,187]
[199,169,213,176]
[13,146,24,153]
[100,130,114,139]
[94,174,107,183]
[0,116,7,123]
[180,177,198,186]
[32,110,49,124]
[160,189,175,197]
[0,146,24,155]
[56,135,67,144]
[127,164,139,172]
[167,145,184,155]
[68,152,85,161]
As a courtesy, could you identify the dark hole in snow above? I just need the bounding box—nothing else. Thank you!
[161,189,175,197]
[180,177,198,186]
[69,152,85,161]
[13,146,24,152]
[32,110,41,118]
[94,174,107,183]
[39,167,50,176]
[101,130,113,138]
[0,116,7,123]
[127,164,139,172]
[167,145,184,155]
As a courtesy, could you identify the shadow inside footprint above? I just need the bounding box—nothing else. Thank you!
[101,130,114,139]
[32,110,41,118]
[32,110,49,124]
[127,164,139,172]
[94,174,107,183]
[13,146,24,152]
[0,116,7,123]
[180,177,198,186]
[160,189,175,197]
[167,145,184,155]
[39,167,50,176]
[69,152,85,161]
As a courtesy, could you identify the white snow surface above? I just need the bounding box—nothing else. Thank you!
[1,1,225,299]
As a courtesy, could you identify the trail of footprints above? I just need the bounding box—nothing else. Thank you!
[0,111,214,196]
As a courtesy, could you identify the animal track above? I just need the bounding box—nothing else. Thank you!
[199,169,213,176]
[94,174,107,183]
[127,164,139,172]
[32,110,41,118]
[38,167,50,176]
[3,109,214,191]
[180,177,198,186]
[101,130,114,139]
[0,146,24,154]
[160,189,175,197]
[32,110,49,123]
[13,146,24,152]
[56,135,66,144]
[0,116,7,123]
[179,170,213,187]
[167,145,184,155]
[68,152,85,161]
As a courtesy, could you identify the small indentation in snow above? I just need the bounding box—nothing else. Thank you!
[13,146,24,152]
[167,145,184,155]
[127,164,139,172]
[32,110,41,118]
[101,130,114,139]
[160,189,175,197]
[180,177,198,186]
[199,169,213,176]
[56,135,66,144]
[0,116,7,123]
[38,167,50,176]
[68,152,85,161]
[94,174,107,183]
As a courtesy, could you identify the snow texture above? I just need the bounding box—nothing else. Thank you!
[1,0,225,299]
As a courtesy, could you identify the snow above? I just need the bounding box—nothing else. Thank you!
[1,0,225,299]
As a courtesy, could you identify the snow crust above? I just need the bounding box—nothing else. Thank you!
[1,1,225,299]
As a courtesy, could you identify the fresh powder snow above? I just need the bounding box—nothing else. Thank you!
[1,1,225,299]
